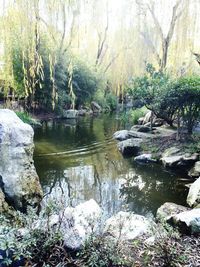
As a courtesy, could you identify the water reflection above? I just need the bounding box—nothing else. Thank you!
[34,115,188,218]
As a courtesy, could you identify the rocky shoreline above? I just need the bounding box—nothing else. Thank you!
[0,109,200,266]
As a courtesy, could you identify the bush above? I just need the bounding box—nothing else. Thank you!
[127,63,200,133]
[171,76,200,134]
[94,90,117,112]
[120,107,147,126]
[15,111,33,124]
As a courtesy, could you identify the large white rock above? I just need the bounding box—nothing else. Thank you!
[187,177,200,207]
[161,147,198,168]
[134,154,156,163]
[63,199,102,249]
[40,199,102,250]
[156,202,190,221]
[0,109,43,210]
[104,211,153,240]
[189,161,200,178]
[172,208,200,234]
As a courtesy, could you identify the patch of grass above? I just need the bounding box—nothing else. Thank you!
[15,111,33,124]
[15,111,41,126]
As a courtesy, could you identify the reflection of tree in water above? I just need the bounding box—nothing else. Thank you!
[120,164,188,217]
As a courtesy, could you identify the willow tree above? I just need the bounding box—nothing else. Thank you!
[136,0,184,71]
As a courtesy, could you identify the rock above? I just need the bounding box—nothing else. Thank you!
[156,202,190,221]
[91,101,102,113]
[187,177,200,207]
[143,111,156,125]
[171,208,200,234]
[189,161,200,178]
[161,147,198,168]
[153,118,164,127]
[134,154,156,163]
[162,147,181,158]
[138,117,144,125]
[0,109,43,210]
[113,130,130,141]
[62,109,78,119]
[63,199,102,250]
[161,155,183,168]
[0,188,8,212]
[104,211,153,240]
[78,109,87,116]
[36,199,102,250]
[117,138,143,156]
[129,129,153,139]
[137,125,151,133]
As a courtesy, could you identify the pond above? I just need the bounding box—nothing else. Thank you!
[34,114,188,218]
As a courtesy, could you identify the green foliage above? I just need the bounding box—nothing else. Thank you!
[120,106,147,125]
[94,89,117,112]
[79,235,129,267]
[128,63,200,133]
[170,76,200,133]
[15,111,33,124]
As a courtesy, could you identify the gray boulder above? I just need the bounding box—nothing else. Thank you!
[104,211,153,240]
[91,101,102,113]
[134,154,156,163]
[157,202,190,221]
[63,199,102,249]
[117,138,143,156]
[36,199,102,250]
[171,208,200,234]
[188,161,200,178]
[113,130,130,141]
[138,117,144,125]
[143,111,153,125]
[153,118,164,127]
[0,109,43,210]
[62,109,78,119]
[187,177,200,207]
[0,188,8,212]
[137,126,151,133]
[161,147,198,168]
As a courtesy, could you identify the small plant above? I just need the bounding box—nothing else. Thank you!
[15,111,33,124]
[78,235,130,267]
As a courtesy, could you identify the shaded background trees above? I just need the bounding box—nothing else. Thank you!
[0,0,200,113]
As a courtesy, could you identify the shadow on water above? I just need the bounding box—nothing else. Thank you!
[34,114,188,218]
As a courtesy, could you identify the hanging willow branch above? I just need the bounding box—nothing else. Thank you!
[68,62,76,109]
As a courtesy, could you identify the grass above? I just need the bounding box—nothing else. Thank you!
[15,111,33,124]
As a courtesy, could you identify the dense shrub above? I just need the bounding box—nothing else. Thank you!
[127,63,200,133]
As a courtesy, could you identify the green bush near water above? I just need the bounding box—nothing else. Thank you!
[15,111,33,124]
[127,63,200,133]
[120,106,148,125]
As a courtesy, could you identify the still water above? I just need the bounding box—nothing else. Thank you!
[34,114,188,218]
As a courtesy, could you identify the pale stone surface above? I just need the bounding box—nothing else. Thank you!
[161,147,198,168]
[104,211,153,240]
[62,109,78,119]
[117,138,143,156]
[134,154,156,163]
[187,177,200,207]
[91,101,102,113]
[0,109,43,210]
[172,208,200,234]
[0,188,8,212]
[113,130,130,141]
[156,202,190,221]
[189,161,200,178]
[35,199,102,250]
